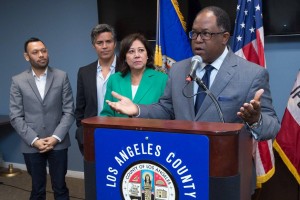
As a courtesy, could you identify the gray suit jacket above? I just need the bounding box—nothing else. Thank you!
[9,67,75,153]
[139,49,280,141]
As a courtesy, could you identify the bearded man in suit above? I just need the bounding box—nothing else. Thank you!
[9,37,74,200]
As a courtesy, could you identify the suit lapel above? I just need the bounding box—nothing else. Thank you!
[88,63,98,105]
[119,72,133,100]
[44,67,54,100]
[26,69,43,103]
[133,68,152,103]
[195,51,237,119]
[183,59,197,119]
[187,82,196,119]
[211,58,236,99]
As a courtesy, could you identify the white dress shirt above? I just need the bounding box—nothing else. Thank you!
[97,55,117,114]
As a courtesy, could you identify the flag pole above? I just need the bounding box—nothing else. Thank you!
[155,0,162,69]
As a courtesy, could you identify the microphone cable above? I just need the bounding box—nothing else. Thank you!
[182,79,225,123]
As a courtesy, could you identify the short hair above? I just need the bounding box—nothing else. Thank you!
[118,33,155,76]
[24,37,45,53]
[90,24,116,45]
[200,6,231,33]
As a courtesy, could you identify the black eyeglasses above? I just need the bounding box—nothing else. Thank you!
[188,30,226,40]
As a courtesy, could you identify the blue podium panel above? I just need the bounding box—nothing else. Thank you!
[95,128,209,200]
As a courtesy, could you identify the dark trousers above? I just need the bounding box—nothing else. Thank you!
[23,149,69,200]
[75,126,84,155]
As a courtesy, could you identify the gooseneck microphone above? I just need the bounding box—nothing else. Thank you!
[182,55,225,123]
[186,55,203,82]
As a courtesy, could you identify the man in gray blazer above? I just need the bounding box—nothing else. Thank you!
[9,37,74,200]
[107,6,280,139]
[105,6,280,195]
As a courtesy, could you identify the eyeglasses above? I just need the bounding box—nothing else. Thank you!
[188,30,226,40]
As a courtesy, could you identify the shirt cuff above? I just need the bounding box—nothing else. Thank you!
[31,137,39,146]
[246,115,263,140]
[52,135,61,142]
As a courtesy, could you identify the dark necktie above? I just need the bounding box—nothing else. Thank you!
[195,65,214,114]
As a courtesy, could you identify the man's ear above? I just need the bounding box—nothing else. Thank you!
[24,53,29,61]
[222,32,231,45]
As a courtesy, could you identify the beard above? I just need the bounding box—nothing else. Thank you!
[30,58,49,70]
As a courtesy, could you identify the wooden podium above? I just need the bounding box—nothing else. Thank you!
[82,116,252,200]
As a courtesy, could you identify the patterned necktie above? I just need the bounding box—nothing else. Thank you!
[195,65,214,114]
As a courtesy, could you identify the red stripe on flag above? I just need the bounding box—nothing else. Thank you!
[276,109,300,172]
[258,141,273,172]
[242,43,260,64]
[255,30,265,67]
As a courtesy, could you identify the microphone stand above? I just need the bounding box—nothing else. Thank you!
[195,77,225,123]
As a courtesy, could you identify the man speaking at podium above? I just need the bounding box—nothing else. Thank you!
[105,5,280,193]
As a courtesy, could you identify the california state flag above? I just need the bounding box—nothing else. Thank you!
[274,71,300,184]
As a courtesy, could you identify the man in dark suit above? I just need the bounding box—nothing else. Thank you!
[75,24,120,155]
[105,6,280,195]
[9,37,74,200]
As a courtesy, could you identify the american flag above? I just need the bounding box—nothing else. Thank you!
[231,0,275,187]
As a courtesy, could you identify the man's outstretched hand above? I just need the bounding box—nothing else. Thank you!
[106,91,139,116]
[237,89,263,125]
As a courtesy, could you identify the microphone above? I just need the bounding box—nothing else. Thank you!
[186,55,203,82]
[182,55,225,123]
[182,61,225,123]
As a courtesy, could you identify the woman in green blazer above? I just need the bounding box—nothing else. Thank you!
[100,33,167,117]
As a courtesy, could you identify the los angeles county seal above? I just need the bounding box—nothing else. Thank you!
[121,161,178,200]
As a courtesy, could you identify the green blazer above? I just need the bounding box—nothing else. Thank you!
[100,68,168,117]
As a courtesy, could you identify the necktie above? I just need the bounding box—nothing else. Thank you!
[195,65,214,114]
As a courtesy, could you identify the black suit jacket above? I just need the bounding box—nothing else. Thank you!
[74,58,120,153]
[75,61,98,127]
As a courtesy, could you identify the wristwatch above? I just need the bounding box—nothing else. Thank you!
[246,115,262,129]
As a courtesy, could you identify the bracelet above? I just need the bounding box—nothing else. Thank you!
[246,114,262,129]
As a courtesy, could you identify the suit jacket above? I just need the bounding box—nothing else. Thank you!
[139,49,280,141]
[74,61,98,127]
[9,67,75,153]
[74,58,120,153]
[101,68,168,117]
[74,58,121,126]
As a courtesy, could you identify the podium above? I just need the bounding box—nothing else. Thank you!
[82,116,252,200]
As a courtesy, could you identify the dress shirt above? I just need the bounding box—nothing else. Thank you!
[97,55,117,114]
[33,68,47,100]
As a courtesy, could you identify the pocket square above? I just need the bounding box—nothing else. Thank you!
[218,96,232,101]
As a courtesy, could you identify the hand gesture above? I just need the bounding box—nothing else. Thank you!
[106,91,139,116]
[237,89,263,125]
